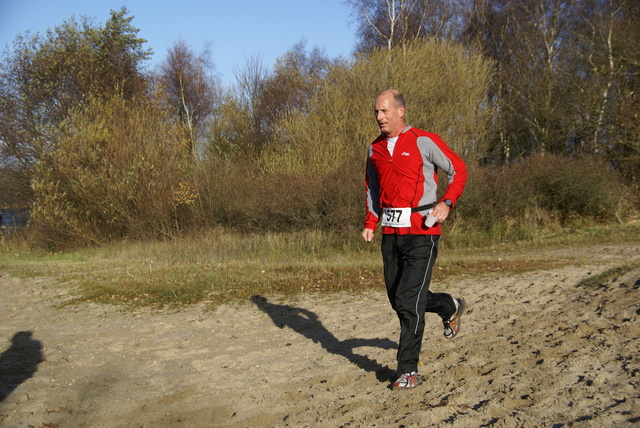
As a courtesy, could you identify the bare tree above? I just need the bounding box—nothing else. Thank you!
[158,40,219,157]
[232,54,270,126]
[573,0,640,183]
[207,54,270,157]
[462,0,639,180]
[463,0,580,162]
[346,0,463,52]
[257,41,332,138]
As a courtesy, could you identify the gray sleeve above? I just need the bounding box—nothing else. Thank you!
[417,136,456,183]
[365,146,381,219]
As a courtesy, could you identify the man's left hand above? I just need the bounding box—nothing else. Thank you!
[431,202,451,223]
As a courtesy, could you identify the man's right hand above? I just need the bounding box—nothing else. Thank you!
[362,228,374,242]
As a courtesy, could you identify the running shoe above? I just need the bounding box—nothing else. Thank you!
[392,372,423,390]
[443,297,466,339]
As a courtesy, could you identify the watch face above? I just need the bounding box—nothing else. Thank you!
[445,199,452,208]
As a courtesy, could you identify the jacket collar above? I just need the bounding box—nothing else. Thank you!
[377,126,412,141]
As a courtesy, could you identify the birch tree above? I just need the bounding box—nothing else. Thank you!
[158,41,219,158]
[346,0,463,52]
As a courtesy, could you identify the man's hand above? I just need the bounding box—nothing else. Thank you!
[362,228,375,242]
[431,202,451,223]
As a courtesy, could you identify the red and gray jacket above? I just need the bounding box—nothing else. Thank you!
[364,126,468,235]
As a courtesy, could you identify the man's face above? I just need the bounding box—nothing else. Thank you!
[374,93,404,137]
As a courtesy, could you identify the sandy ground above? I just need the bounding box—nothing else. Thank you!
[0,242,639,428]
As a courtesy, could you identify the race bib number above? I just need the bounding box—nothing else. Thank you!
[381,207,412,228]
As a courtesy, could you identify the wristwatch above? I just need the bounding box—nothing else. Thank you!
[443,199,453,209]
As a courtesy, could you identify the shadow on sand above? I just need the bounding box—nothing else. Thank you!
[251,295,396,382]
[0,331,43,402]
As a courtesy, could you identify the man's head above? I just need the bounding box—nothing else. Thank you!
[375,89,406,137]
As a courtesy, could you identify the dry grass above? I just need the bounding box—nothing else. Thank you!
[0,222,638,308]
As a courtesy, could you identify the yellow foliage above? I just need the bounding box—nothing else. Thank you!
[173,182,199,207]
[259,40,494,177]
[30,94,192,248]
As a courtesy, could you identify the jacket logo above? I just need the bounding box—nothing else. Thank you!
[401,152,410,156]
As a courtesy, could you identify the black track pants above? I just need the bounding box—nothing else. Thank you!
[382,234,456,374]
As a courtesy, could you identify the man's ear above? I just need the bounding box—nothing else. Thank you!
[399,106,405,118]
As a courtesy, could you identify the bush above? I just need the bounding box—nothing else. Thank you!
[30,95,191,249]
[191,156,363,233]
[458,154,637,232]
[260,40,493,176]
[237,40,493,232]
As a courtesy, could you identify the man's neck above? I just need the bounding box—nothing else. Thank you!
[384,124,406,138]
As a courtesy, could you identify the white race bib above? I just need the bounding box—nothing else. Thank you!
[381,207,412,228]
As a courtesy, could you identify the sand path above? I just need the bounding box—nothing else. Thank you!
[1,243,638,427]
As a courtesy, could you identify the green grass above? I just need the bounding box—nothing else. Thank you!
[1,222,638,308]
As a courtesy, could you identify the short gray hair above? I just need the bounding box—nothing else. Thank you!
[379,89,405,108]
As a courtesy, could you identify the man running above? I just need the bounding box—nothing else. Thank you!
[362,89,468,390]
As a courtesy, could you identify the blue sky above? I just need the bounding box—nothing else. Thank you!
[0,0,357,85]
